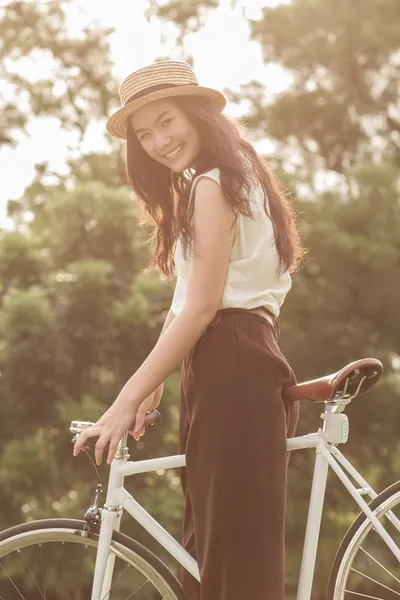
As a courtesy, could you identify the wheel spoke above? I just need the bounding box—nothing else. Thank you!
[345,591,393,599]
[39,543,46,599]
[349,566,400,596]
[100,561,154,600]
[124,579,151,599]
[78,543,86,593]
[359,545,400,585]
[17,549,46,599]
[100,561,131,600]
[0,562,26,599]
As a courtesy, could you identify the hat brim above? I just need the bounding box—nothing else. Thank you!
[106,86,227,140]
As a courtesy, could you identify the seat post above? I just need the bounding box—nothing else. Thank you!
[320,403,350,445]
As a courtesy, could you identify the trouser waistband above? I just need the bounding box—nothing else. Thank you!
[209,306,279,336]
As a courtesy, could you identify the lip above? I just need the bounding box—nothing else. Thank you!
[164,143,185,160]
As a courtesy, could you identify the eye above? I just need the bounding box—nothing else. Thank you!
[162,118,172,127]
[140,133,150,142]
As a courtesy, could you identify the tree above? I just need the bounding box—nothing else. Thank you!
[0,0,127,203]
[0,0,116,145]
[249,0,400,170]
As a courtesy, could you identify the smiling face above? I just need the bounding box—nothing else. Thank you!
[129,98,203,172]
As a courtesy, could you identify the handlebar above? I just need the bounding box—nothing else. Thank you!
[70,410,161,447]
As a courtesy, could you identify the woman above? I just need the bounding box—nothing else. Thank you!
[74,60,302,600]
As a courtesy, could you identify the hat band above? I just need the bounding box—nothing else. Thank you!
[125,82,198,105]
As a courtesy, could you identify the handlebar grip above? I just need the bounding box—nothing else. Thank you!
[143,409,161,427]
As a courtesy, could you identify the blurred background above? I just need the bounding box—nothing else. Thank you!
[0,0,399,598]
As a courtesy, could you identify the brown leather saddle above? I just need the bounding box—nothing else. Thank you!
[283,358,383,403]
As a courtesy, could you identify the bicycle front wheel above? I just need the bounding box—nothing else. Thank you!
[0,518,185,599]
[327,480,400,599]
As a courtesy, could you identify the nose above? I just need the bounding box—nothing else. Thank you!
[155,133,173,153]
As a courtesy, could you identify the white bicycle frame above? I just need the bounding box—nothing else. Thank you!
[86,407,400,600]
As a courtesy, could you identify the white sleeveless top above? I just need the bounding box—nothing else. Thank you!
[171,167,292,318]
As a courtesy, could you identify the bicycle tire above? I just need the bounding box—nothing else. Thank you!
[327,480,400,599]
[0,518,186,599]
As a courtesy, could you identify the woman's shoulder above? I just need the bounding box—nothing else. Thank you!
[188,168,222,203]
[186,168,222,218]
[193,167,221,185]
[198,166,260,192]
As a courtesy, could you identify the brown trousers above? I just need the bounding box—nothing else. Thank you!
[179,309,300,600]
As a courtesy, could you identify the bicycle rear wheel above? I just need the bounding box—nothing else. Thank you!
[0,518,185,599]
[327,480,400,599]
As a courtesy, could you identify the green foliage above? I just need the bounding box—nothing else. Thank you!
[0,231,49,293]
[249,0,400,171]
[145,0,219,46]
[0,0,117,145]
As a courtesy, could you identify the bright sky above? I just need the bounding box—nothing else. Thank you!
[0,0,291,225]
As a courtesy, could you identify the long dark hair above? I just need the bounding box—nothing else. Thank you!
[126,95,304,279]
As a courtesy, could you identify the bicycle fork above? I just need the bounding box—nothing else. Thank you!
[91,507,121,600]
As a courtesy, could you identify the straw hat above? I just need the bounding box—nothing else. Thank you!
[106,60,227,140]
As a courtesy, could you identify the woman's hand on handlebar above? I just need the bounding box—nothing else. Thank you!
[73,399,139,465]
[72,384,163,465]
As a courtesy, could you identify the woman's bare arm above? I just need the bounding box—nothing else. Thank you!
[116,178,235,407]
[158,307,176,339]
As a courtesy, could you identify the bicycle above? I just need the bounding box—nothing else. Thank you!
[0,356,399,599]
